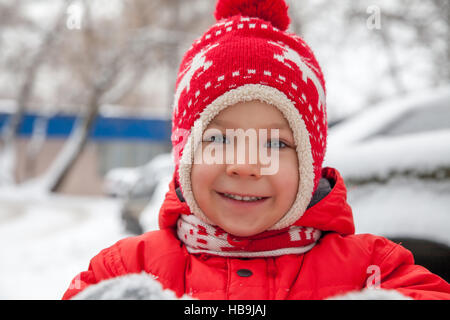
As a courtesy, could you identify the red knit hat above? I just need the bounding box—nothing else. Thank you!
[170,0,327,230]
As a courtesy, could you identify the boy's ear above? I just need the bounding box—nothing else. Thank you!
[175,187,186,203]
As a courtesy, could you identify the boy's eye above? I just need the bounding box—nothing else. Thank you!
[204,134,229,144]
[265,139,287,149]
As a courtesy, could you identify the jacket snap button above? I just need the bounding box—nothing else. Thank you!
[237,269,253,277]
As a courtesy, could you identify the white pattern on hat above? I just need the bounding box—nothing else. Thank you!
[268,41,326,111]
[173,43,219,114]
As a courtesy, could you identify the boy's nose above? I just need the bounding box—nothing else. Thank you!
[223,135,263,178]
[226,162,261,179]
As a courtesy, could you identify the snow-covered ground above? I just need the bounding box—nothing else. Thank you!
[0,191,128,299]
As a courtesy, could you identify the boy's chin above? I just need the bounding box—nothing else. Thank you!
[218,222,268,238]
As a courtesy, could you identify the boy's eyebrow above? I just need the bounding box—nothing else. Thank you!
[210,118,290,129]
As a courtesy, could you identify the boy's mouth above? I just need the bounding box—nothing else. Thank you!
[216,191,270,203]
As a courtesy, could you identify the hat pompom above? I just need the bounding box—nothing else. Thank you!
[214,0,290,31]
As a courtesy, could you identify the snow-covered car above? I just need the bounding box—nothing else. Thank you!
[104,152,174,234]
[104,152,174,198]
[324,86,450,281]
[325,86,450,183]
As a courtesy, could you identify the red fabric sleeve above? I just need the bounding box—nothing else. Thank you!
[375,239,450,300]
[62,243,128,300]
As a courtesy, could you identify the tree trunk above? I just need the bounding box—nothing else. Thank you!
[46,91,101,192]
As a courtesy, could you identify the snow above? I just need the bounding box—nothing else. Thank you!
[0,171,170,300]
[0,154,172,299]
[0,191,127,299]
[327,129,450,181]
[348,177,450,246]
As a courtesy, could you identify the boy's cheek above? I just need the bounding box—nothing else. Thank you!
[191,163,221,193]
[273,157,299,194]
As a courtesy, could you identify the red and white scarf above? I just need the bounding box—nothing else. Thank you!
[177,214,321,258]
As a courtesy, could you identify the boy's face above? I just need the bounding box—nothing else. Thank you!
[191,100,299,237]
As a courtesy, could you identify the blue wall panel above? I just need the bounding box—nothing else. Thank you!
[0,113,171,142]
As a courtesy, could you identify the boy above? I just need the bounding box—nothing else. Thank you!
[63,0,449,300]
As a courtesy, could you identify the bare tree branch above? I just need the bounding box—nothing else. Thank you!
[41,1,172,192]
[0,0,71,185]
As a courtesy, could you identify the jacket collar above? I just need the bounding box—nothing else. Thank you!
[295,167,355,235]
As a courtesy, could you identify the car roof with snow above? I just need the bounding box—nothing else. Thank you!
[324,86,450,182]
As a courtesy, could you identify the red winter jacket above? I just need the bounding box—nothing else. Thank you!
[63,167,450,300]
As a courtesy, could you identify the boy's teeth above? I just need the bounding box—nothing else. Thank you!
[223,193,263,201]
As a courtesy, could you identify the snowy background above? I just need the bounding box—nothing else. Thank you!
[0,0,449,299]
[0,190,125,299]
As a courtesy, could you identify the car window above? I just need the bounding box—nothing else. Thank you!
[376,102,450,136]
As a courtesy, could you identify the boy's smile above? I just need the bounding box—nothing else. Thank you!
[215,190,270,208]
[191,100,299,237]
